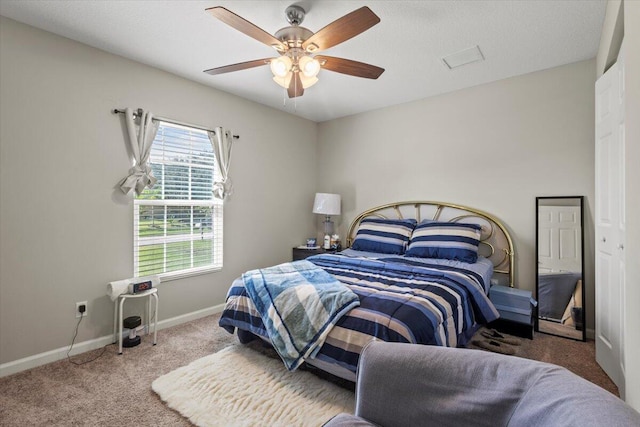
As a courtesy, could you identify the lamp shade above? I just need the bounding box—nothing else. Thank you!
[270,56,292,77]
[312,193,341,216]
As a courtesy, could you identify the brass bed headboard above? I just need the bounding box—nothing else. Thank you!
[346,201,515,287]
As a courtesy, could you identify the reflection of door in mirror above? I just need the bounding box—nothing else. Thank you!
[536,196,586,341]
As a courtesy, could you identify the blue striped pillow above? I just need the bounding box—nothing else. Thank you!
[351,218,417,254]
[406,221,482,263]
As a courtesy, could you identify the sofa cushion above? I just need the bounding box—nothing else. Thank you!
[355,343,530,426]
[354,342,640,427]
[508,366,640,426]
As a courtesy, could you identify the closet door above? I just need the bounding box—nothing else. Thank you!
[595,58,625,394]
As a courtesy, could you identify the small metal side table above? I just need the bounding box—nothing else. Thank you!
[112,288,158,354]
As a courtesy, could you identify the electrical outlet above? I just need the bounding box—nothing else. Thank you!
[76,301,88,318]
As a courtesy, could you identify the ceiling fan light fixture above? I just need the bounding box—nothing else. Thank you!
[273,72,317,90]
[299,74,319,89]
[299,56,321,78]
[270,56,292,77]
[273,73,292,89]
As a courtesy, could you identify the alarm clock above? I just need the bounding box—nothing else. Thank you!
[131,280,153,293]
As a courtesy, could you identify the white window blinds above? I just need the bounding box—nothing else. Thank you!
[134,121,223,278]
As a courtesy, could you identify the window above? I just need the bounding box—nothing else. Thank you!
[134,122,223,279]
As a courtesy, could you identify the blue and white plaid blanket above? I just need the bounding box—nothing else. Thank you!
[241,260,360,370]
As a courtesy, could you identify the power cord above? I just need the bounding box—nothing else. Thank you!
[68,302,155,364]
[66,312,113,366]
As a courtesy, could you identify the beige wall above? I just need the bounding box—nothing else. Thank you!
[0,17,317,364]
[317,60,596,329]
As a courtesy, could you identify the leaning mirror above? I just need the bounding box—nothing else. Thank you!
[535,196,586,341]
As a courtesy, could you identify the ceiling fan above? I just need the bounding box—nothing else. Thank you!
[203,5,385,98]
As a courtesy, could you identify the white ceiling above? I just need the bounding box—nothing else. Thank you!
[0,0,606,122]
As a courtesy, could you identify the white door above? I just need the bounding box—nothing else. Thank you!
[538,205,582,273]
[595,59,625,394]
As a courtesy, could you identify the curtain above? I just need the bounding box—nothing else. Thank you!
[208,127,234,200]
[118,108,160,196]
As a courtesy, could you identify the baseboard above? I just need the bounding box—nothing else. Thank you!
[586,327,595,340]
[153,303,225,331]
[0,303,225,378]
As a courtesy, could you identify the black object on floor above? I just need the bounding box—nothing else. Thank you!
[488,318,534,339]
[123,316,142,348]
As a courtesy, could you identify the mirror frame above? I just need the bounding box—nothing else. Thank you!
[535,196,586,341]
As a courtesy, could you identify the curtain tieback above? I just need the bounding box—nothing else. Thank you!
[120,164,158,195]
[213,179,232,200]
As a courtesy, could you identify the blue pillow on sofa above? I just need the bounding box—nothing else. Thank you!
[351,218,417,255]
[405,221,482,263]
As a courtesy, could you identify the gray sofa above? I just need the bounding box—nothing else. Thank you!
[324,341,640,427]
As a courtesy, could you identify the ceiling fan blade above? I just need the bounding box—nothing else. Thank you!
[206,6,286,51]
[204,58,273,75]
[287,72,304,98]
[302,6,380,53]
[315,55,384,79]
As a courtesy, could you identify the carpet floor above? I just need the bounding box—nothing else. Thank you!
[0,314,618,426]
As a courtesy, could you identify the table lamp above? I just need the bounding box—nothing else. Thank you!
[312,193,341,238]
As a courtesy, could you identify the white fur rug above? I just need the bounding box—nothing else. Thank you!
[152,345,355,426]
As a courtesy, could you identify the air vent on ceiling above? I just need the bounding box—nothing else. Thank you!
[442,45,484,69]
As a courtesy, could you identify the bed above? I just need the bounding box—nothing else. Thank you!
[219,201,515,381]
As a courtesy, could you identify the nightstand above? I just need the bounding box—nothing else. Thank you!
[488,285,536,339]
[292,247,334,261]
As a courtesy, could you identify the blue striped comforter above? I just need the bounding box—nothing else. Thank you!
[219,253,499,375]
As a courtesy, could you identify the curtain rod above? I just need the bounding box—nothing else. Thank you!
[112,108,239,139]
